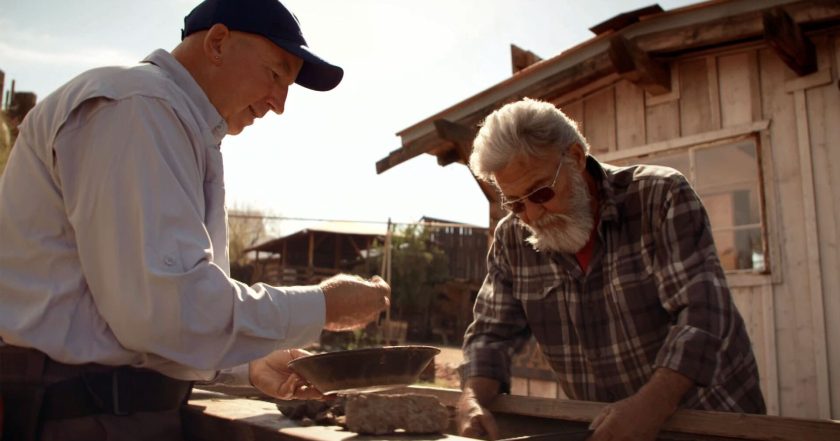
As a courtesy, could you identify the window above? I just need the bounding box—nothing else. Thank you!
[612,137,767,273]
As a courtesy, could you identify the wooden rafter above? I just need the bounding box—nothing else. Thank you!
[763,6,816,76]
[608,35,671,95]
[511,44,543,74]
[433,119,475,166]
[432,118,498,203]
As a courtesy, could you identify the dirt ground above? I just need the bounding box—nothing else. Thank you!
[432,346,463,389]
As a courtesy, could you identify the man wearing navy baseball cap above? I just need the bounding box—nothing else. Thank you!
[0,1,388,440]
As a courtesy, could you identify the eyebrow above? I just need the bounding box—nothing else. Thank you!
[505,172,554,200]
[270,59,290,74]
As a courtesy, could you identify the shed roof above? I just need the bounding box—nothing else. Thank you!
[246,221,386,254]
[375,0,840,175]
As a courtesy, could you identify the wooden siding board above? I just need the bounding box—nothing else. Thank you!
[804,34,840,419]
[718,51,762,127]
[614,80,646,150]
[758,47,818,418]
[645,100,680,143]
[706,55,723,131]
[730,286,766,393]
[583,87,617,154]
[678,58,716,135]
[561,100,585,136]
[828,31,840,421]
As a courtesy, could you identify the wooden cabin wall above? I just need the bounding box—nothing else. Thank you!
[543,32,840,420]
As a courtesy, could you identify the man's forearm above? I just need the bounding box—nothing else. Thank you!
[638,367,694,416]
[463,376,502,407]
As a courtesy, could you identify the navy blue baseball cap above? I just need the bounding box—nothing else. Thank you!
[182,0,343,91]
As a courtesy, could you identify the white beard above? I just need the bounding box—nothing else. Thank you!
[524,170,594,254]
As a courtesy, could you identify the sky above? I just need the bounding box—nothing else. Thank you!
[1,0,697,236]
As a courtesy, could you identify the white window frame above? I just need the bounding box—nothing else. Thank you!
[599,120,776,287]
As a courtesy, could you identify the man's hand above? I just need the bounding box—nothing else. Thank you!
[589,368,693,441]
[249,348,322,400]
[320,274,390,331]
[456,377,501,440]
[588,392,669,441]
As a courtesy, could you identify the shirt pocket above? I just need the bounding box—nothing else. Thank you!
[511,273,558,301]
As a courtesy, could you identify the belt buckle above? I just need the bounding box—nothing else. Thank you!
[111,367,132,416]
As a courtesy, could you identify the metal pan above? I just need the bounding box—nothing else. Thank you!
[287,345,440,395]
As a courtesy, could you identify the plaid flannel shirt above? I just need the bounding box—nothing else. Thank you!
[461,157,765,413]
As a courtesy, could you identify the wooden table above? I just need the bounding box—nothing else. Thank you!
[183,389,474,441]
[184,386,840,441]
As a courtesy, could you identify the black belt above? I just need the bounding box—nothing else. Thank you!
[0,345,193,421]
[40,366,193,420]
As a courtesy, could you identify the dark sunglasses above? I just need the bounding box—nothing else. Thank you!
[500,160,564,213]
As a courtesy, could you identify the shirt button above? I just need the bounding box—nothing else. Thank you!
[164,256,175,267]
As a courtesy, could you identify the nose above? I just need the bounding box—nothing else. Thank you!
[520,199,546,224]
[267,84,290,115]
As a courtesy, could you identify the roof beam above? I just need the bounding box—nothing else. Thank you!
[763,6,816,76]
[608,35,671,95]
[432,118,476,167]
[511,44,543,74]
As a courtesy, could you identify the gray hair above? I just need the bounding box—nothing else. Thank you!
[469,98,589,182]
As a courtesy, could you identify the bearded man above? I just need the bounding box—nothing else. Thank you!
[456,98,765,441]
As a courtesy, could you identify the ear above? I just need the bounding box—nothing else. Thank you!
[203,23,231,65]
[566,143,587,169]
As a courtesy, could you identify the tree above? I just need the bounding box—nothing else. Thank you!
[228,206,270,283]
[356,224,450,340]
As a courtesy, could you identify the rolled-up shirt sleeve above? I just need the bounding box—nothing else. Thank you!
[651,175,733,387]
[53,95,324,371]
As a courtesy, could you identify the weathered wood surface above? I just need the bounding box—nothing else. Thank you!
[183,389,474,441]
[398,387,840,441]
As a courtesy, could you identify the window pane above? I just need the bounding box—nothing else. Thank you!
[694,141,764,272]
[606,137,767,273]
[712,226,764,271]
[695,141,756,186]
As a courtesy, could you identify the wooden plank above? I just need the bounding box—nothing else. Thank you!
[401,386,840,441]
[678,58,716,136]
[757,129,783,286]
[634,2,840,54]
[184,390,474,441]
[783,67,833,93]
[608,35,671,95]
[601,120,769,163]
[792,87,831,420]
[645,65,680,107]
[824,32,840,420]
[645,100,680,143]
[705,56,722,132]
[583,87,616,154]
[828,31,840,422]
[760,282,780,416]
[801,35,839,418]
[551,73,622,108]
[589,4,663,35]
[718,51,762,127]
[763,7,817,76]
[560,100,584,136]
[511,44,543,74]
[433,119,476,167]
[758,46,817,418]
[614,80,646,150]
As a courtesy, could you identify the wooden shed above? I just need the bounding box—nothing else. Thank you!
[247,222,385,286]
[376,0,840,420]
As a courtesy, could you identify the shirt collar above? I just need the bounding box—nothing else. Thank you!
[586,155,620,223]
[141,49,227,146]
